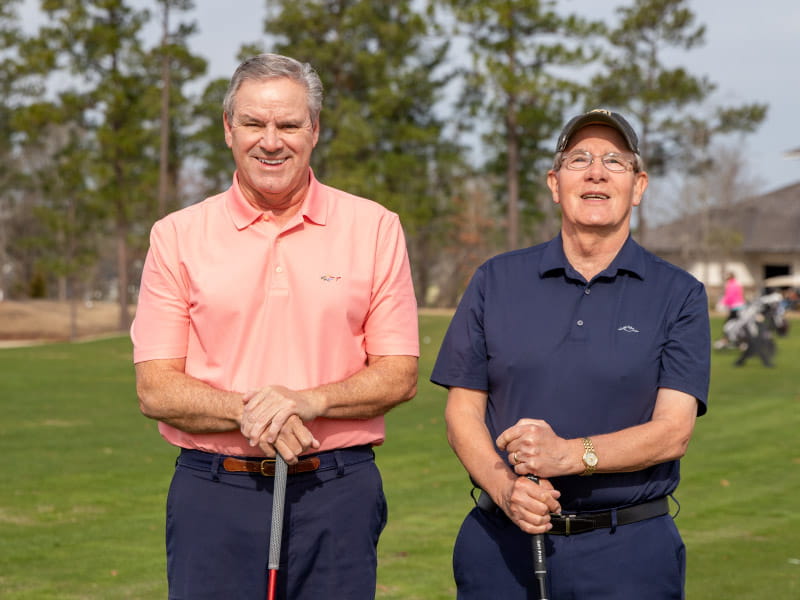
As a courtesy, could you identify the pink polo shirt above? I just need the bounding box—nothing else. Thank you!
[131,170,419,456]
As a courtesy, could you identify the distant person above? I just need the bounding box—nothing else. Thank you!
[715,272,746,349]
[721,272,745,320]
[431,109,710,599]
[131,53,419,599]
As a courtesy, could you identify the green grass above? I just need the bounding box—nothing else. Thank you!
[0,315,798,598]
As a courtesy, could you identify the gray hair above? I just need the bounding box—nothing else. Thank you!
[223,53,324,125]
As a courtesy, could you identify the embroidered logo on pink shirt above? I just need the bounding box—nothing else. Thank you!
[320,274,342,282]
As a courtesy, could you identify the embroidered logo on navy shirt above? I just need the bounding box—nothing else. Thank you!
[617,325,640,333]
[320,274,342,282]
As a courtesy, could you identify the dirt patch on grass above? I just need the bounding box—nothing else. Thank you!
[0,300,127,344]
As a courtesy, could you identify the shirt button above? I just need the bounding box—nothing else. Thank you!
[577,320,584,326]
[584,288,591,295]
[275,266,283,273]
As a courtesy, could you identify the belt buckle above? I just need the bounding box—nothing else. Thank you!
[260,458,276,476]
[552,513,594,536]
[562,514,576,536]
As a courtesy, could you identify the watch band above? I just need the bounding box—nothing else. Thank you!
[581,436,598,476]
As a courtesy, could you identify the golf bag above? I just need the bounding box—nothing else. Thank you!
[723,293,787,367]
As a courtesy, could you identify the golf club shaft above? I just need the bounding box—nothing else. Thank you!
[267,570,277,600]
[526,475,549,600]
[267,454,289,600]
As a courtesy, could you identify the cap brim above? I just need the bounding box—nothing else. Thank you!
[556,112,639,154]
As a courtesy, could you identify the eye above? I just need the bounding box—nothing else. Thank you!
[603,154,631,171]
[566,153,590,167]
[279,121,309,134]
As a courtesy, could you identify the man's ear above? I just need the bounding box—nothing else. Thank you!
[223,112,233,148]
[546,170,561,205]
[632,171,648,206]
[311,118,320,148]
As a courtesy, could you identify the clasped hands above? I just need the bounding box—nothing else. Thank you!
[239,385,321,463]
[495,418,569,534]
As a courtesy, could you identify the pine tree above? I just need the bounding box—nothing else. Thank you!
[588,0,767,243]
[445,0,603,249]
[258,0,459,305]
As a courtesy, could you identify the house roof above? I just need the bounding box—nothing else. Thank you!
[645,181,800,254]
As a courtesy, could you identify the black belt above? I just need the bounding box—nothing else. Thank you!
[177,445,374,477]
[477,490,669,536]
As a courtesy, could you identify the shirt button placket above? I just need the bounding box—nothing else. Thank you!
[575,285,590,332]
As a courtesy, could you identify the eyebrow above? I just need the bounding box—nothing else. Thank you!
[235,113,309,127]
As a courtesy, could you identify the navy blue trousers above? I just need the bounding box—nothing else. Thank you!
[165,447,387,600]
[453,505,685,600]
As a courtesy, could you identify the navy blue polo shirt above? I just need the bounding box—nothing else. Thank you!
[431,234,710,511]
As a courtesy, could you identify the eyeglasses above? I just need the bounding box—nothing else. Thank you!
[559,150,636,173]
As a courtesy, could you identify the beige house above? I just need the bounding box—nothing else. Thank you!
[644,181,800,306]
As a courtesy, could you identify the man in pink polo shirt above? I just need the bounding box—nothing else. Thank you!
[131,53,419,599]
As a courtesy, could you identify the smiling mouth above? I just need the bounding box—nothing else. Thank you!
[256,157,287,166]
[581,193,609,200]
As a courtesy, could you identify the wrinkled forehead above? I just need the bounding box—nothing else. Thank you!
[232,77,311,119]
[563,124,632,154]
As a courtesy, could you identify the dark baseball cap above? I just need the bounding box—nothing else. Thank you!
[555,109,640,154]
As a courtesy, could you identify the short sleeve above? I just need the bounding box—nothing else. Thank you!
[430,267,489,391]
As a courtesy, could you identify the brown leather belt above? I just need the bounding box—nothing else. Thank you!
[177,445,374,478]
[222,456,321,477]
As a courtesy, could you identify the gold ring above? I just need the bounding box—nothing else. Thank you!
[514,452,519,464]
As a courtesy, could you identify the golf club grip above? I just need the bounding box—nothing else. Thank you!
[267,455,289,570]
[526,475,549,600]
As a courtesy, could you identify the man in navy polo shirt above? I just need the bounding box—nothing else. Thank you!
[431,109,710,600]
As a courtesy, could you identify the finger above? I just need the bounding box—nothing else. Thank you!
[528,479,562,513]
[240,411,262,443]
[240,405,273,446]
[256,439,277,458]
[518,516,553,535]
[508,501,553,534]
[241,388,266,405]
[496,419,538,449]
[496,430,520,451]
[264,408,294,444]
[513,478,561,515]
[283,416,321,450]
[273,438,299,464]
[495,432,510,450]
[292,424,320,452]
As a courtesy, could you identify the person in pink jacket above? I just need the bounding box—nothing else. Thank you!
[715,272,746,349]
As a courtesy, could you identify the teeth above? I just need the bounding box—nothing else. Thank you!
[258,158,285,165]
[582,194,608,199]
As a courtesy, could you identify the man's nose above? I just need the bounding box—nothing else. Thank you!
[259,125,284,150]
[585,156,607,179]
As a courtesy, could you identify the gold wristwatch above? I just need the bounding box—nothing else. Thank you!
[580,437,598,476]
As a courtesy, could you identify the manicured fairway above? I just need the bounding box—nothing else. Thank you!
[0,315,797,598]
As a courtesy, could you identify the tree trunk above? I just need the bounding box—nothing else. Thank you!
[158,2,171,218]
[116,222,130,331]
[505,88,519,251]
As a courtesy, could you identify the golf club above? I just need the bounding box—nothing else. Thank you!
[267,454,289,600]
[526,475,549,600]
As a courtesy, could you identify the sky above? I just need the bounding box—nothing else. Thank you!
[19,0,800,196]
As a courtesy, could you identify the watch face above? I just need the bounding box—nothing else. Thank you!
[584,451,598,467]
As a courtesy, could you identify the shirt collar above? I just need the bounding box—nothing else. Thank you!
[539,233,647,281]
[225,168,328,230]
